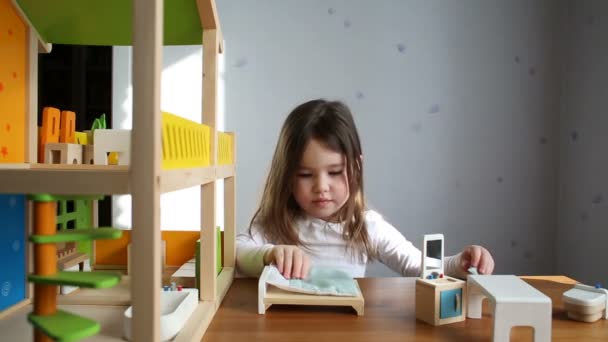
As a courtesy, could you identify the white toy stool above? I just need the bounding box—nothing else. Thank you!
[467,275,552,342]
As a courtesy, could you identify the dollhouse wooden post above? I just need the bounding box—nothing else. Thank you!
[130,0,163,341]
[198,0,222,306]
[224,132,236,269]
[200,27,219,304]
[25,17,40,306]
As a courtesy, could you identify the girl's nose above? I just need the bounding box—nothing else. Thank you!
[313,174,330,193]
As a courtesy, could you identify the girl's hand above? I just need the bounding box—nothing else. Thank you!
[264,245,310,279]
[460,245,494,275]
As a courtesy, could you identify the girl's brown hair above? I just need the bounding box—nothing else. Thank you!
[250,99,376,260]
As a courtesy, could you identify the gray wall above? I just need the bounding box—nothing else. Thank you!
[557,0,608,286]
[218,0,562,276]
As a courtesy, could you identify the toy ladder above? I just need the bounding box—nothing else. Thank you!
[27,194,123,342]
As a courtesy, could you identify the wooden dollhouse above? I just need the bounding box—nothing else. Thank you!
[0,0,235,341]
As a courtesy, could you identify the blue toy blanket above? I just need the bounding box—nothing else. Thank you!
[263,265,360,297]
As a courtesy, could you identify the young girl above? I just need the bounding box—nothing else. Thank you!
[236,99,494,280]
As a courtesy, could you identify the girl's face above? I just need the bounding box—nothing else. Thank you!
[292,138,349,221]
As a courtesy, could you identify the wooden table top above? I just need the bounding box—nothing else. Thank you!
[203,276,608,342]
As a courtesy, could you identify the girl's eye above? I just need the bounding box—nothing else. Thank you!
[297,173,312,178]
[329,170,343,176]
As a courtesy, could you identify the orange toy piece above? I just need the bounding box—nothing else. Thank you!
[33,201,58,342]
[38,107,61,162]
[59,110,76,143]
[0,0,27,163]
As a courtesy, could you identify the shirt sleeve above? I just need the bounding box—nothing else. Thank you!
[235,225,275,277]
[367,211,422,276]
[367,211,466,278]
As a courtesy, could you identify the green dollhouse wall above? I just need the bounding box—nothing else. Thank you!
[56,199,96,263]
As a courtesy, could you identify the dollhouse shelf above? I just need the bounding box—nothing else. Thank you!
[28,271,121,288]
[30,228,122,243]
[0,164,234,195]
[43,267,235,341]
[29,309,100,342]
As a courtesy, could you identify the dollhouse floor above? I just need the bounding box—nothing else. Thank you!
[58,274,132,306]
[0,303,127,341]
[1,276,132,341]
[1,268,234,341]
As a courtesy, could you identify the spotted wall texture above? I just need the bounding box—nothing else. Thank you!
[217,0,570,276]
[557,0,608,286]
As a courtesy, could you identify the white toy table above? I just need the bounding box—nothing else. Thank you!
[467,275,552,342]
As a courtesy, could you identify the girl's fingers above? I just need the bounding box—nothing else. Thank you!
[478,249,495,274]
[458,246,495,275]
[293,249,303,279]
[275,247,284,274]
[270,245,309,279]
[460,254,470,270]
[468,246,482,268]
[283,247,293,279]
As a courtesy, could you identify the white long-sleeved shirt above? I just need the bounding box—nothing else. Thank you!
[236,210,465,278]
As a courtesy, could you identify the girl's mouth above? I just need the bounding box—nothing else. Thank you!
[313,199,331,207]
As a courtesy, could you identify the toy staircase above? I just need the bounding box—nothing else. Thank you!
[27,194,123,342]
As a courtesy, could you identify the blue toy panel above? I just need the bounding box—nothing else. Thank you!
[0,194,26,311]
[439,288,462,319]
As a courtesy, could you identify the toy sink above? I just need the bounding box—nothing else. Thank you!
[124,288,198,341]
